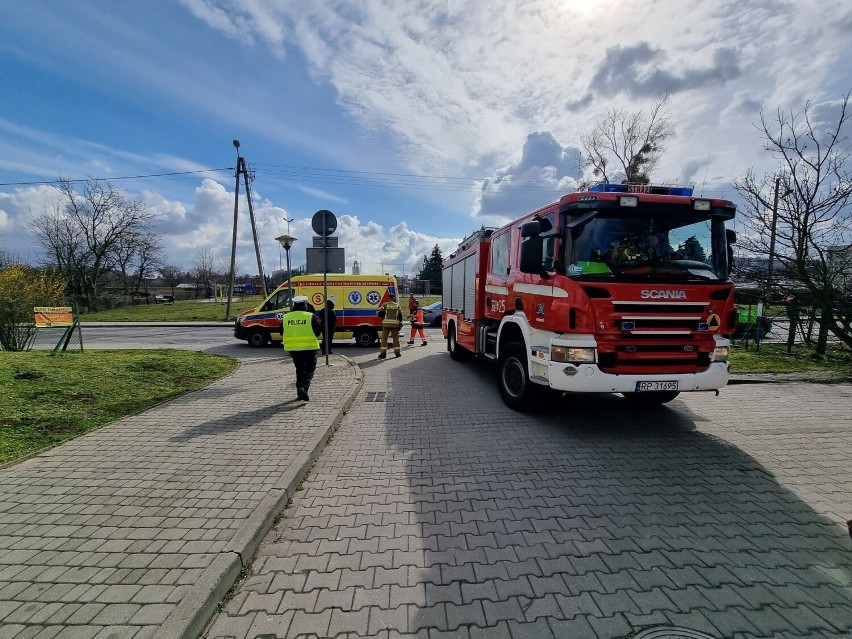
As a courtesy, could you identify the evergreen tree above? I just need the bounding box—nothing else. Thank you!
[416,244,443,293]
[678,236,707,262]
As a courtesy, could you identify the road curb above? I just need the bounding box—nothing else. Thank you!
[153,356,365,639]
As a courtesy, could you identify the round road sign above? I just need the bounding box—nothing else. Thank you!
[311,210,337,236]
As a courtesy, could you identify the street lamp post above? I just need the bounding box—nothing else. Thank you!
[282,217,294,284]
[276,234,297,307]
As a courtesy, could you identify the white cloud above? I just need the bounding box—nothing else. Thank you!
[3,0,852,276]
[0,178,460,277]
[473,132,582,222]
[179,0,852,181]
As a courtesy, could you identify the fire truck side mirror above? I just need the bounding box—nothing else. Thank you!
[726,229,737,244]
[519,236,544,274]
[520,220,542,237]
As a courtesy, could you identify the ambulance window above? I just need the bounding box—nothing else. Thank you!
[264,290,290,310]
[490,232,510,276]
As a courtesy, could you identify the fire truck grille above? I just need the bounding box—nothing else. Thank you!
[609,300,708,335]
[597,345,711,374]
[613,302,707,313]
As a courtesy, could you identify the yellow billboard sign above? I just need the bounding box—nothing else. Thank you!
[34,306,74,327]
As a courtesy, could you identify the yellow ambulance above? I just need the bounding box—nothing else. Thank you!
[233,274,398,347]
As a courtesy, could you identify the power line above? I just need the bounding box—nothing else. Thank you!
[0,167,234,187]
[3,161,731,196]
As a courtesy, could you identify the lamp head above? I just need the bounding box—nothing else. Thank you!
[275,234,297,249]
[232,139,240,149]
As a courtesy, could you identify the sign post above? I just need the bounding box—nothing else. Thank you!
[312,210,337,366]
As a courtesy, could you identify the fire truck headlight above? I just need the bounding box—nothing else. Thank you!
[712,346,729,362]
[694,199,711,211]
[552,346,596,363]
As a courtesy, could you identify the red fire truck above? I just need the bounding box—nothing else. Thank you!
[442,183,738,410]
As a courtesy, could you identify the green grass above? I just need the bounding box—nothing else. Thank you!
[730,342,852,379]
[0,350,239,465]
[80,297,264,321]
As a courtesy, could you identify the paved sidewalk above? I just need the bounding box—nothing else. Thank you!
[0,351,362,639]
[205,345,852,639]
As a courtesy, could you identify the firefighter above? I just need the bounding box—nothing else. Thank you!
[282,295,322,401]
[377,291,403,359]
[407,300,427,346]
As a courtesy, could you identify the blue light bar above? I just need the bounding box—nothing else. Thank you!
[588,183,628,193]
[587,183,694,196]
[668,187,694,196]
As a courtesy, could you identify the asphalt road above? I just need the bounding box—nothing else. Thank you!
[78,324,445,354]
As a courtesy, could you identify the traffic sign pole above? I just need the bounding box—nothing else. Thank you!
[312,210,337,366]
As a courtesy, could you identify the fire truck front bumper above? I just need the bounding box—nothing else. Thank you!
[532,360,730,394]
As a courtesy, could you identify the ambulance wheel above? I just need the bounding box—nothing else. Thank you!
[621,391,680,404]
[497,342,535,412]
[448,325,471,361]
[354,328,377,348]
[246,328,269,348]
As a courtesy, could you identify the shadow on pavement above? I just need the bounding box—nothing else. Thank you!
[379,352,852,638]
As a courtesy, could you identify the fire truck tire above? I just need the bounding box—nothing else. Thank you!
[621,391,680,404]
[354,328,377,347]
[497,342,536,411]
[447,325,472,361]
[247,327,270,348]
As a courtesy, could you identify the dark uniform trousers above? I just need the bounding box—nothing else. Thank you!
[291,350,318,391]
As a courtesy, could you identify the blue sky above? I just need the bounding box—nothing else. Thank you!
[1,0,851,278]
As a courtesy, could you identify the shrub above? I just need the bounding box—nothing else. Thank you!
[0,265,66,351]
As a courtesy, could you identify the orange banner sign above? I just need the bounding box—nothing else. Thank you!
[34,306,74,327]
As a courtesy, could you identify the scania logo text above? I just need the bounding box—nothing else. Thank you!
[640,289,687,299]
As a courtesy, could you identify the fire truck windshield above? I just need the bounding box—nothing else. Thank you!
[566,212,729,281]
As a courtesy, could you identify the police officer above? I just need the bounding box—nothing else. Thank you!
[377,290,403,359]
[282,295,322,401]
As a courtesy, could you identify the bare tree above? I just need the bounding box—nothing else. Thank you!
[191,247,230,299]
[733,92,852,353]
[579,93,674,185]
[29,179,160,310]
[159,264,186,297]
[114,231,164,298]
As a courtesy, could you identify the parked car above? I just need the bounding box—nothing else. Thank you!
[420,301,443,327]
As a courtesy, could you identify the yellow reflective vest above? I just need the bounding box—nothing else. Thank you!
[282,311,319,351]
[379,301,402,328]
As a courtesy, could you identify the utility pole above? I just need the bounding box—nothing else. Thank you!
[240,157,267,298]
[225,140,269,320]
[225,140,241,321]
[766,175,782,294]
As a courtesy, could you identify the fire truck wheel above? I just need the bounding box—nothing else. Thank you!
[354,328,377,347]
[247,327,270,348]
[498,342,536,411]
[621,391,680,404]
[448,325,472,361]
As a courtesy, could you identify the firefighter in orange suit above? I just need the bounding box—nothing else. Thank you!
[377,291,403,359]
[407,300,427,346]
